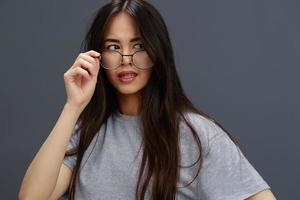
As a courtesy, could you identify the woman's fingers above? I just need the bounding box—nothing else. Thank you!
[71,66,91,80]
[76,52,99,65]
[75,58,95,76]
[86,50,101,58]
[72,50,101,76]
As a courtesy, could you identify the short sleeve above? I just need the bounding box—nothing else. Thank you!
[197,131,271,200]
[62,123,80,171]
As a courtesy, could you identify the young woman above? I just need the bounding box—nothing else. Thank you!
[19,0,277,199]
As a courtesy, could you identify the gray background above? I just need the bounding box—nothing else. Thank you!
[1,0,299,199]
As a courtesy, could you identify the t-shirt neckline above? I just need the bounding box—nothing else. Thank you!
[114,109,140,122]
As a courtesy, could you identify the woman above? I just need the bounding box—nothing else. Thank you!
[19,0,277,199]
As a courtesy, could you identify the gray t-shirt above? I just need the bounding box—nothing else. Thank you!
[61,110,270,200]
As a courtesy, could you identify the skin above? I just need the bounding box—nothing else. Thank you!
[102,11,153,116]
[246,188,277,200]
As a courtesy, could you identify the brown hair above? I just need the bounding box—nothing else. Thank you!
[64,0,238,199]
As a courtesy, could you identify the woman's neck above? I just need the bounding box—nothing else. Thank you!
[117,92,141,116]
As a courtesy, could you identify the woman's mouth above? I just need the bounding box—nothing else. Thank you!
[118,72,138,83]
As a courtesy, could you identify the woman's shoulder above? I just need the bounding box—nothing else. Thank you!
[180,111,225,140]
[179,111,227,155]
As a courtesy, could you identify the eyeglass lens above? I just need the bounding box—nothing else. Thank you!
[101,50,153,69]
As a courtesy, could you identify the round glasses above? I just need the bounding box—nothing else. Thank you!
[100,49,153,70]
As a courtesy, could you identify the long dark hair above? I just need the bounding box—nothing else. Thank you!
[64,0,238,199]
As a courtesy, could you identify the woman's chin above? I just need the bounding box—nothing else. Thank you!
[116,86,142,96]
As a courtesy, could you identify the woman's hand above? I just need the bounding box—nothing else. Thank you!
[63,50,101,111]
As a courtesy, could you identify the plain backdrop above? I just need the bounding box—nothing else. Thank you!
[0,0,299,199]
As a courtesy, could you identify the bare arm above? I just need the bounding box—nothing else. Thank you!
[19,50,100,200]
[18,103,82,200]
[246,189,277,200]
[47,163,73,200]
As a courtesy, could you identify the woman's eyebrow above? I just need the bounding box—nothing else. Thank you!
[103,36,142,43]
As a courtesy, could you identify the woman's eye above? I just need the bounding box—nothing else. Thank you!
[107,44,119,50]
[134,43,144,49]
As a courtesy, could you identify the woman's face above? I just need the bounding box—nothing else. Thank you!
[101,12,153,96]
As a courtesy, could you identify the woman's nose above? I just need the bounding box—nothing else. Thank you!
[121,55,133,66]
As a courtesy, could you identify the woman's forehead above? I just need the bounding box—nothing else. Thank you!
[103,12,141,42]
[103,36,142,44]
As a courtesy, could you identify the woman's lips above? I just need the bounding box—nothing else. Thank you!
[118,72,138,83]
